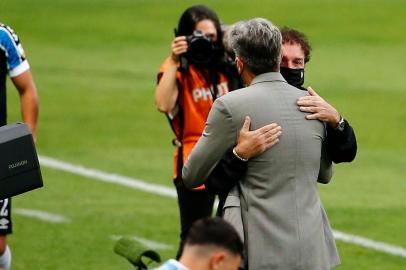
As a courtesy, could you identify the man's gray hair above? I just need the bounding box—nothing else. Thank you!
[230,18,282,75]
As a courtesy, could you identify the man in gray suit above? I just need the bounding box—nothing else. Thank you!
[182,18,339,270]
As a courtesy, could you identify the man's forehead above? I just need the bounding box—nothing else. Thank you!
[282,41,305,57]
[283,41,304,50]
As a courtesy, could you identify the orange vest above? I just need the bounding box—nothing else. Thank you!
[158,58,230,188]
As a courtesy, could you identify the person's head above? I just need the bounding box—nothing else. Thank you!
[176,5,225,67]
[221,24,233,56]
[177,5,223,44]
[279,27,312,89]
[229,18,282,84]
[280,27,312,69]
[180,217,243,270]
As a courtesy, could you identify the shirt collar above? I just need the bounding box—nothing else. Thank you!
[250,72,287,86]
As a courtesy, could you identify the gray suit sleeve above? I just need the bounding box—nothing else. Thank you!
[317,138,334,184]
[182,99,237,189]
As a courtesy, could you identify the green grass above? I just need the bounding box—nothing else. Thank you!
[1,0,405,269]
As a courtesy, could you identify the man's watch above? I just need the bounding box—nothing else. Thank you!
[336,116,345,132]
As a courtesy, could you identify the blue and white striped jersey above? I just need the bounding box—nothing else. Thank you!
[0,23,30,125]
[0,23,29,77]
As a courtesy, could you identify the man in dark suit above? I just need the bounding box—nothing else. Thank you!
[183,18,339,269]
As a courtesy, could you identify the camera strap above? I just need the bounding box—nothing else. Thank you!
[201,69,219,101]
[165,101,185,182]
[166,67,218,182]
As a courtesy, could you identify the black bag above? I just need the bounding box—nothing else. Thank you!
[0,123,43,199]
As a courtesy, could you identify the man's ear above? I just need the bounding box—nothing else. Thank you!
[235,57,244,75]
[209,251,226,270]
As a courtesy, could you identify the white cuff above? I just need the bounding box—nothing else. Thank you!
[232,147,248,162]
[9,60,30,78]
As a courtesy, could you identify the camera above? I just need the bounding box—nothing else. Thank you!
[185,30,214,65]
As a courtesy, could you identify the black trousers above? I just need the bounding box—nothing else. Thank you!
[174,181,215,259]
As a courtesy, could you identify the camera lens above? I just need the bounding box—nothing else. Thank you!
[187,31,214,65]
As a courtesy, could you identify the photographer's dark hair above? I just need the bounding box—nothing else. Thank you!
[185,217,243,257]
[176,5,241,91]
[177,5,223,48]
[177,5,226,65]
[281,27,312,63]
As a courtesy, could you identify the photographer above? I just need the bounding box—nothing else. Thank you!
[155,5,242,259]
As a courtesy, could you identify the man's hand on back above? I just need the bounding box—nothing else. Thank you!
[297,86,341,128]
[234,116,282,160]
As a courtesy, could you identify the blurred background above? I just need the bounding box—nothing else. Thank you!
[1,0,405,269]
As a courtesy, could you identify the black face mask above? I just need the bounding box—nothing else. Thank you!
[280,67,305,90]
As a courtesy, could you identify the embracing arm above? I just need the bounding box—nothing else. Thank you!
[325,120,357,163]
[206,116,282,194]
[182,99,237,189]
[205,147,247,195]
[318,137,334,184]
[297,86,357,163]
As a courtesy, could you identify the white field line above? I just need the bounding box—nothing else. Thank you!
[111,235,174,250]
[332,230,406,258]
[39,155,406,258]
[39,156,177,198]
[14,208,71,223]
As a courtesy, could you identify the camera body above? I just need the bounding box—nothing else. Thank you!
[0,123,43,199]
[185,30,214,65]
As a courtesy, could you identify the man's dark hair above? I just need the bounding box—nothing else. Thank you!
[281,27,312,63]
[185,217,243,257]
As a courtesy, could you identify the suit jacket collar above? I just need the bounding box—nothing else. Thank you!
[250,72,287,86]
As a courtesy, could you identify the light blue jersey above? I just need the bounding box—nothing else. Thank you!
[153,259,189,270]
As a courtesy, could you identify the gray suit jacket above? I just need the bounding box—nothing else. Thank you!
[182,72,339,270]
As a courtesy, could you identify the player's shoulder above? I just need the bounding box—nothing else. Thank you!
[0,22,9,31]
[0,22,20,44]
[0,22,15,35]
